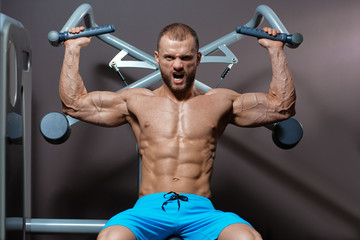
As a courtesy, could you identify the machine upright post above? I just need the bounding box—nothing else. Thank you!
[0,13,32,240]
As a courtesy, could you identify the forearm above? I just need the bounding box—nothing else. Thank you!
[59,44,87,113]
[268,47,296,116]
[231,32,296,127]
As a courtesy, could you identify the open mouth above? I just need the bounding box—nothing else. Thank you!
[173,72,185,83]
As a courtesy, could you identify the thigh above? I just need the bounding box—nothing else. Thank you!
[97,225,136,240]
[218,223,262,240]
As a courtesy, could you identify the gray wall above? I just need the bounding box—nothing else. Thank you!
[2,0,360,239]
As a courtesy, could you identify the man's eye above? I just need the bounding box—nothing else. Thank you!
[182,56,192,61]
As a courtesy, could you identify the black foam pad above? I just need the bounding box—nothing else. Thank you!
[40,112,71,144]
[272,118,303,149]
[6,112,23,144]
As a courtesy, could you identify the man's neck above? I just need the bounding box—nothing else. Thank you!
[156,84,197,102]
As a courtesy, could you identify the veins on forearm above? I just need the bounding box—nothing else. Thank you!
[268,49,295,106]
[60,50,87,110]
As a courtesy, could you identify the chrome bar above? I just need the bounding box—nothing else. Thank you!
[26,218,106,234]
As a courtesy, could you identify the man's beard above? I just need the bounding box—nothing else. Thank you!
[161,70,196,94]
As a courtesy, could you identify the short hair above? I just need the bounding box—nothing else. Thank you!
[157,23,199,51]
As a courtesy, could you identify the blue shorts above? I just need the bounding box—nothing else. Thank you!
[102,192,252,240]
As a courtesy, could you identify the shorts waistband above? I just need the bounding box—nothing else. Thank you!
[135,192,212,207]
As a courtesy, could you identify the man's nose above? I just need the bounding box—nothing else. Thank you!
[173,58,183,70]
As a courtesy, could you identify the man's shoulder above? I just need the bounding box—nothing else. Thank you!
[124,87,155,97]
[205,88,238,96]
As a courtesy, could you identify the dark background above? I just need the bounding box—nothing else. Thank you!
[1,0,360,239]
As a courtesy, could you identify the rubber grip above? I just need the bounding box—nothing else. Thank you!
[48,24,115,46]
[236,26,303,48]
[236,26,288,42]
[58,24,115,41]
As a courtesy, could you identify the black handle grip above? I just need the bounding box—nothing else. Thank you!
[48,24,115,46]
[236,26,303,48]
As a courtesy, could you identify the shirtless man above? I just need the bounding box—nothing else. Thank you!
[60,23,295,240]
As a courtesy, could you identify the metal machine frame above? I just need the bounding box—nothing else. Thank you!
[0,13,32,240]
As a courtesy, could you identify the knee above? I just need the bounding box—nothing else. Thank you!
[219,224,262,240]
[97,226,136,240]
[97,228,119,240]
[97,228,110,240]
[240,228,262,240]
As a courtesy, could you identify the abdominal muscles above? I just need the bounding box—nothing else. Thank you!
[138,137,216,198]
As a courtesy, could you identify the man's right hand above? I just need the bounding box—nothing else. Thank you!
[64,26,91,48]
[257,27,284,50]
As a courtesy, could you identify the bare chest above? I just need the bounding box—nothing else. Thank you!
[128,95,232,140]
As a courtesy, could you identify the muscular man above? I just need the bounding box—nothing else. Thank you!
[60,23,295,240]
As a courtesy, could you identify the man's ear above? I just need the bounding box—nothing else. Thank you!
[196,52,202,66]
[154,51,160,65]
